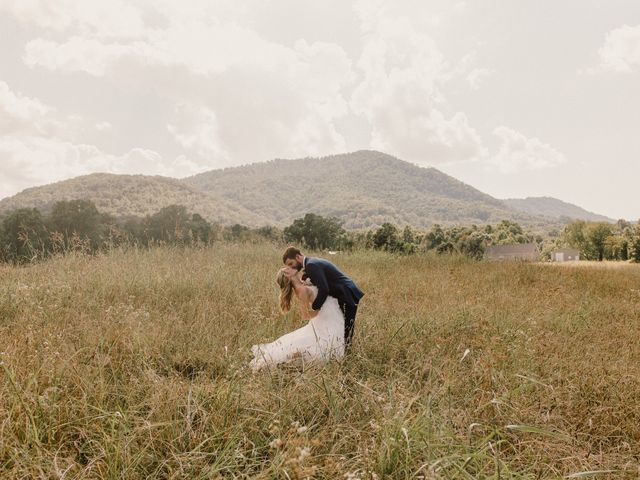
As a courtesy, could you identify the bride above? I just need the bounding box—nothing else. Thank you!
[250,266,345,371]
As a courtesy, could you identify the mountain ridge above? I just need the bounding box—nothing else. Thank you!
[183,150,531,228]
[0,173,266,226]
[502,196,615,223]
[0,150,614,228]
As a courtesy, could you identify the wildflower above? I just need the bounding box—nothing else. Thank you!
[269,438,283,449]
[296,446,311,462]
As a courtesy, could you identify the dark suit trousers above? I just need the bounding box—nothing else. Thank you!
[338,301,358,349]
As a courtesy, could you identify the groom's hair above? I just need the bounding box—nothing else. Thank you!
[282,246,301,264]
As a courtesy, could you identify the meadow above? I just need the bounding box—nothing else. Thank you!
[1,243,639,479]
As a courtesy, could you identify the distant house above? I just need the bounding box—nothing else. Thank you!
[485,243,540,261]
[551,248,580,262]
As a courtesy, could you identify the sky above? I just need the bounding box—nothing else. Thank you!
[1,0,639,219]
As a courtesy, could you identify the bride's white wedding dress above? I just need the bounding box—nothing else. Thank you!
[250,286,345,371]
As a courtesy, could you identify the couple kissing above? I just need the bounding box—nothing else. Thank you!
[250,246,364,371]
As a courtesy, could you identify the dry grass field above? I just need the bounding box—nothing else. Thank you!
[543,261,639,271]
[1,244,639,479]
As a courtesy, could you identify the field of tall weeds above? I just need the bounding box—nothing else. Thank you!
[1,243,639,478]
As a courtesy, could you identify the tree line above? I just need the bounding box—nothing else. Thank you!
[0,201,217,264]
[1,200,638,264]
[558,219,640,262]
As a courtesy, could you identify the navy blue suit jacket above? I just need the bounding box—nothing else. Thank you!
[303,256,364,311]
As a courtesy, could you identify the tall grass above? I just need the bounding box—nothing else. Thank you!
[1,243,639,478]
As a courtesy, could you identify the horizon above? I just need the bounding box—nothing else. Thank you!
[1,1,639,219]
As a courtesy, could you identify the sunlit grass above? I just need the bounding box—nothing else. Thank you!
[1,243,639,478]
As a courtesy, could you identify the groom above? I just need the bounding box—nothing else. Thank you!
[283,246,364,349]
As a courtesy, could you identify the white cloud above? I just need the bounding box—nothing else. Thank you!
[167,105,230,165]
[0,80,50,133]
[467,67,494,90]
[588,24,640,74]
[8,0,490,171]
[0,80,81,140]
[350,1,486,164]
[18,4,351,84]
[0,0,147,37]
[14,2,354,166]
[488,126,566,173]
[24,37,136,76]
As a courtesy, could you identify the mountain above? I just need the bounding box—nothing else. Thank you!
[0,150,612,229]
[502,197,615,223]
[184,150,537,228]
[0,173,266,226]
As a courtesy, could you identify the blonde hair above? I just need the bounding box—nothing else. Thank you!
[276,268,294,313]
